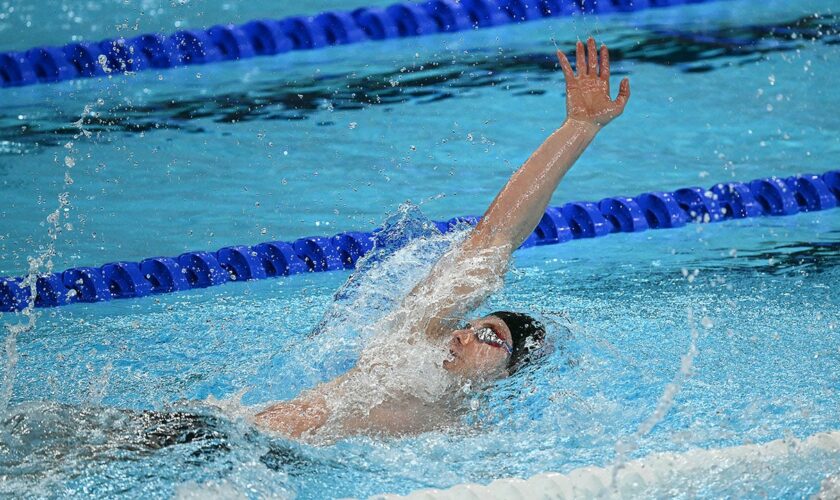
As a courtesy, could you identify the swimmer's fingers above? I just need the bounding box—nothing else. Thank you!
[586,37,598,76]
[575,40,585,76]
[614,78,631,110]
[600,44,610,82]
[556,50,574,80]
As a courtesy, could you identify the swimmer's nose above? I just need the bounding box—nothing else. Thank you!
[453,329,472,345]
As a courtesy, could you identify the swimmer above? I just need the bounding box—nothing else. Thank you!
[255,37,630,439]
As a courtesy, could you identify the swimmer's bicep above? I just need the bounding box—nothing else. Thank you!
[254,393,331,438]
[254,367,358,437]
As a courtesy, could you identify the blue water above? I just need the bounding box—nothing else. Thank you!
[1,0,839,498]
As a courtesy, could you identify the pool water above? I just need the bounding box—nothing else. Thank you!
[1,0,839,497]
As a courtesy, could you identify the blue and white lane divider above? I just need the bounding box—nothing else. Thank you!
[0,0,720,89]
[1,170,838,313]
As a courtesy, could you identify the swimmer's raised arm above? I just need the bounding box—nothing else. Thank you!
[412,37,631,338]
[254,39,630,439]
[467,38,629,252]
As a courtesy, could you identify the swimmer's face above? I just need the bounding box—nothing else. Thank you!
[443,315,512,379]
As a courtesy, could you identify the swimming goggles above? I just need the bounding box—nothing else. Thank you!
[471,325,513,355]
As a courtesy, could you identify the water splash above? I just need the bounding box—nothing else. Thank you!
[610,306,700,488]
[255,201,511,441]
[817,473,840,499]
[0,202,64,415]
[0,101,101,415]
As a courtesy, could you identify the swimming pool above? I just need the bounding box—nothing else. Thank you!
[1,0,839,497]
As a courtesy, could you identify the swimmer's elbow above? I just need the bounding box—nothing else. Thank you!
[461,226,513,262]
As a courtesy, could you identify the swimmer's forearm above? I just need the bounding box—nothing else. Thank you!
[468,119,599,252]
[467,38,630,253]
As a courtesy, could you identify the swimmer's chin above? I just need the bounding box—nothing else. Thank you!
[442,350,458,371]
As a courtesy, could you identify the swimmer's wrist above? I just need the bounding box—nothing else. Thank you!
[564,118,601,136]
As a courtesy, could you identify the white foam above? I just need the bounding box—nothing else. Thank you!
[818,473,840,499]
[375,430,840,499]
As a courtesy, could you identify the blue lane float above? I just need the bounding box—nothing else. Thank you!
[0,0,721,89]
[2,170,839,313]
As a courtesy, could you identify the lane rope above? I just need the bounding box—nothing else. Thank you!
[0,0,722,88]
[2,170,838,312]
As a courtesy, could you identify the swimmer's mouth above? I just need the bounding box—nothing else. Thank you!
[443,349,459,370]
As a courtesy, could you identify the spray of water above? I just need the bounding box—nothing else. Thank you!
[610,306,701,489]
[258,203,509,441]
[817,473,840,499]
[0,101,101,416]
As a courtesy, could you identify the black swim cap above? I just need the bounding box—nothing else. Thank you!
[489,311,545,372]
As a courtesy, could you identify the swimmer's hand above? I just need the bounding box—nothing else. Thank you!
[557,37,630,129]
